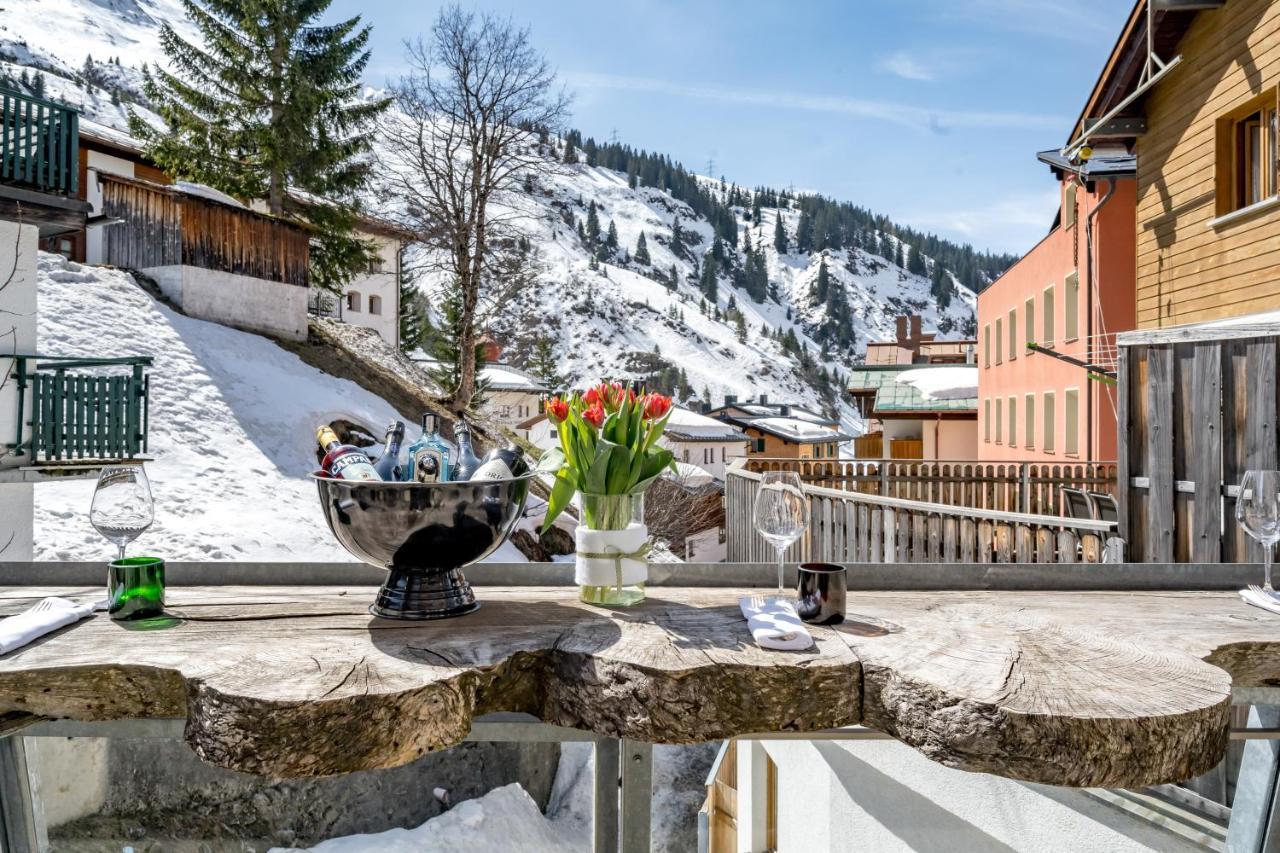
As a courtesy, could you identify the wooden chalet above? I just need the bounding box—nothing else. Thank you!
[0,87,90,237]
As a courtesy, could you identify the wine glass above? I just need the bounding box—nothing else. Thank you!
[1237,469,1280,595]
[753,471,810,597]
[90,465,154,561]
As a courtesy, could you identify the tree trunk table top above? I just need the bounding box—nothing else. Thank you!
[0,585,1276,788]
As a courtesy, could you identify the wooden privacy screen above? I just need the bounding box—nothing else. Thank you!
[99,172,309,287]
[1118,327,1279,563]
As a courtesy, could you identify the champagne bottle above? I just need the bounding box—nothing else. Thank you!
[452,420,482,480]
[316,425,381,481]
[407,414,452,483]
[470,444,529,481]
[374,421,406,481]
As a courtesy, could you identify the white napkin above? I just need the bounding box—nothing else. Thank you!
[0,597,103,655]
[739,596,814,651]
[1240,587,1280,616]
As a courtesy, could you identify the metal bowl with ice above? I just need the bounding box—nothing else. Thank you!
[312,474,533,620]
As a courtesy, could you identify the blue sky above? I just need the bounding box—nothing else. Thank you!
[329,0,1131,256]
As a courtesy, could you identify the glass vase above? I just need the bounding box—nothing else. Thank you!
[576,492,647,606]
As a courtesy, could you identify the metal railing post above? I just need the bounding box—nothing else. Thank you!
[619,739,652,853]
[593,737,619,853]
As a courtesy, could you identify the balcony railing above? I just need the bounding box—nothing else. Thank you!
[0,87,79,196]
[6,355,152,463]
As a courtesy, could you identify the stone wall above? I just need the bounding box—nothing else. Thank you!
[144,264,309,342]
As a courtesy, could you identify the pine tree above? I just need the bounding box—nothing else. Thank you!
[796,209,814,253]
[699,253,718,301]
[735,312,747,343]
[605,219,618,251]
[585,201,601,244]
[526,334,568,392]
[398,268,430,354]
[670,217,685,259]
[563,138,578,164]
[814,258,830,303]
[634,231,650,265]
[425,287,488,409]
[907,244,926,275]
[132,0,390,294]
[32,72,45,98]
[774,214,787,254]
[667,263,678,291]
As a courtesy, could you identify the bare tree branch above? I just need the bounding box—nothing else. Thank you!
[378,5,570,414]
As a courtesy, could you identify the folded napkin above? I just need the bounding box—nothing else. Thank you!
[0,597,103,655]
[739,596,814,651]
[1240,587,1280,616]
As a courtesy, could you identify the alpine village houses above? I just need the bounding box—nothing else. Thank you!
[51,119,409,346]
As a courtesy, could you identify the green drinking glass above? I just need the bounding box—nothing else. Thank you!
[108,556,165,621]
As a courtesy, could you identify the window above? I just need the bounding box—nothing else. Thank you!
[1008,309,1017,360]
[682,448,690,462]
[1065,388,1080,456]
[983,325,991,367]
[1024,394,1035,449]
[1064,183,1077,228]
[995,318,1003,364]
[995,397,1003,444]
[721,447,726,462]
[346,291,362,312]
[1042,286,1055,346]
[1065,271,1079,341]
[984,399,991,442]
[1043,392,1056,453]
[1215,89,1280,216]
[1024,298,1035,346]
[1008,396,1017,448]
[367,256,384,274]
[368,295,383,315]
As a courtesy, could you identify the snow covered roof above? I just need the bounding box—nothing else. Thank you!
[742,417,853,444]
[173,182,245,208]
[846,365,978,414]
[482,364,549,393]
[896,367,978,401]
[662,407,750,442]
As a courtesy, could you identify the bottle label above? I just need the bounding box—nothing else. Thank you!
[470,458,514,481]
[413,448,444,483]
[332,453,380,481]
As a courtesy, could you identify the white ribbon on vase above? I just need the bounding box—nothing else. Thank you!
[575,522,650,588]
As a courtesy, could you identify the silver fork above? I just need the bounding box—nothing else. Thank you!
[1247,585,1280,603]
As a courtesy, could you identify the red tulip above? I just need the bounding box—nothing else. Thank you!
[582,400,606,428]
[583,386,601,407]
[601,382,626,411]
[545,396,569,424]
[643,393,673,421]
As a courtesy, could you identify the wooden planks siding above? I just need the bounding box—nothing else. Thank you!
[1119,330,1280,562]
[1136,0,1280,328]
[99,172,309,287]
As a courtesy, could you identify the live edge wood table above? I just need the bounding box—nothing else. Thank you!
[1,585,1279,848]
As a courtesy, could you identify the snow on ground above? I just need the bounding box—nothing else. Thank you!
[897,366,979,400]
[33,254,401,561]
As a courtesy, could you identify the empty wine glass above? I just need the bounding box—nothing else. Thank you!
[1237,469,1280,595]
[753,471,810,597]
[90,465,154,561]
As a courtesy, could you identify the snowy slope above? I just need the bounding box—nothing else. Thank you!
[34,254,401,561]
[2,0,982,439]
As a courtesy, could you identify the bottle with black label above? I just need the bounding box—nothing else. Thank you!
[407,414,452,483]
[470,444,529,481]
[452,420,483,480]
[373,421,406,481]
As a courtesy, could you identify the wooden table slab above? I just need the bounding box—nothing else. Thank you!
[0,586,1276,788]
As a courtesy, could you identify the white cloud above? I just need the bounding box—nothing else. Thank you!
[877,51,935,82]
[562,71,1064,132]
[900,188,1061,254]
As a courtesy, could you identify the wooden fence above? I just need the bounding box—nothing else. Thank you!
[0,86,78,195]
[743,457,1116,516]
[99,171,310,286]
[726,459,1118,564]
[1118,324,1280,563]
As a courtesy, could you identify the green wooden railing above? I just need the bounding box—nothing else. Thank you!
[6,355,152,463]
[0,87,80,196]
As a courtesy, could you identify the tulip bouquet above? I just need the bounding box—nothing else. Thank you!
[538,382,676,605]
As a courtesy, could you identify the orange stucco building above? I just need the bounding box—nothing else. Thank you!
[976,151,1136,463]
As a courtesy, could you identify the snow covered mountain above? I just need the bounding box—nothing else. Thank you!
[0,0,1007,433]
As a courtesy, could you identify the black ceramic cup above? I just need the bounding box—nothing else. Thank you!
[796,562,847,625]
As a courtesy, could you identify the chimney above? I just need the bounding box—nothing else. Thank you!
[779,404,791,417]
[725,394,737,407]
[909,315,923,343]
[895,315,908,343]
[700,401,711,414]
[759,394,769,405]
